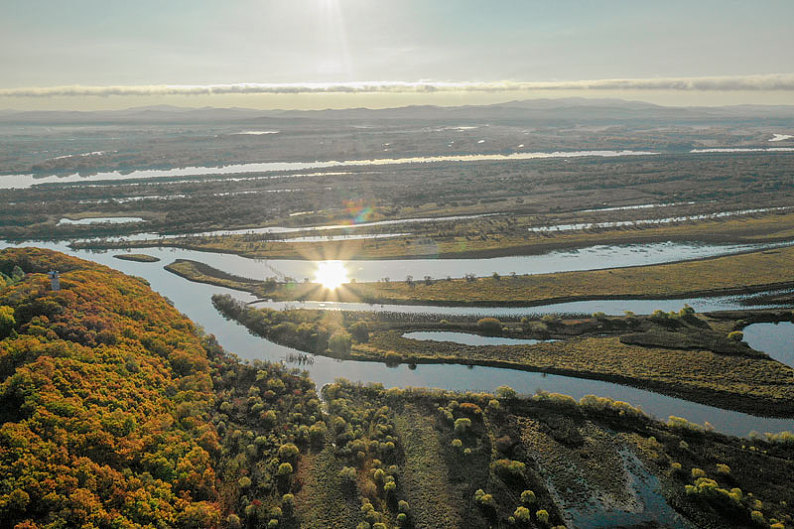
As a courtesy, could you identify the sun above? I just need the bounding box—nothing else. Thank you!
[314,261,349,290]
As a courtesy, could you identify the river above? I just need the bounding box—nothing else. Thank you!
[108,240,782,283]
[0,150,657,189]
[1,238,792,437]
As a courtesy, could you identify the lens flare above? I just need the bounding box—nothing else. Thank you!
[314,261,348,290]
[344,199,375,225]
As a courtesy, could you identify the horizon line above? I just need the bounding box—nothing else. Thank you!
[3,74,794,99]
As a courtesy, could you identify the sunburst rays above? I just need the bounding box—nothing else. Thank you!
[313,260,348,290]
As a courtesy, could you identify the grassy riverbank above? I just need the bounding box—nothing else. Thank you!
[212,294,794,418]
[329,245,794,305]
[165,259,263,291]
[168,244,794,306]
[356,332,794,417]
[113,252,160,262]
[284,245,794,305]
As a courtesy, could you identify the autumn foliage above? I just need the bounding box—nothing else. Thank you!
[0,248,222,528]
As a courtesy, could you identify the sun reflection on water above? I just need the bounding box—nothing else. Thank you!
[313,261,348,290]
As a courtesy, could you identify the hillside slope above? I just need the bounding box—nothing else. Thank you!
[0,248,225,526]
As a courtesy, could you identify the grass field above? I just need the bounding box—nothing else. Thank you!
[81,210,794,260]
[392,405,468,528]
[294,444,361,528]
[113,253,160,262]
[271,245,794,305]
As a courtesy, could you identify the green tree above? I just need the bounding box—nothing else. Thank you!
[309,421,327,446]
[349,321,369,343]
[454,418,472,434]
[0,306,15,339]
[520,490,536,505]
[281,494,295,516]
[278,443,300,462]
[6,489,30,511]
[339,466,357,484]
[493,459,526,479]
[329,330,352,355]
[11,266,24,282]
[477,317,502,334]
[513,506,531,523]
[474,489,496,509]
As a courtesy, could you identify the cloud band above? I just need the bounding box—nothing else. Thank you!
[2,74,794,98]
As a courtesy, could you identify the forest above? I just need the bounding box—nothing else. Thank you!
[0,248,320,528]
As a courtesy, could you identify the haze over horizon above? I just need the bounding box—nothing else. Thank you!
[2,0,794,111]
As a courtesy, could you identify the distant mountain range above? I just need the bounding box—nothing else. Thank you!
[2,98,794,125]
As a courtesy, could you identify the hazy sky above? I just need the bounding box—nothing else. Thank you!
[2,0,794,109]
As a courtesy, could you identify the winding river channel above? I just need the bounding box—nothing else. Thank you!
[120,240,782,283]
[1,238,792,437]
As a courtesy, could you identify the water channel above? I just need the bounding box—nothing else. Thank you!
[0,150,657,189]
[6,148,794,191]
[113,240,783,283]
[743,321,794,368]
[402,331,554,347]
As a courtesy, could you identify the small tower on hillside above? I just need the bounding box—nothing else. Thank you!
[48,270,60,291]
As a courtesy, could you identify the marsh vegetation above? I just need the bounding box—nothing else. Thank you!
[3,103,794,528]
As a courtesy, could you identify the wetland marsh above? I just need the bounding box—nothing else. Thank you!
[3,101,794,528]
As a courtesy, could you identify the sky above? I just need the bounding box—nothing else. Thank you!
[2,0,794,110]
